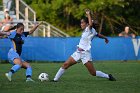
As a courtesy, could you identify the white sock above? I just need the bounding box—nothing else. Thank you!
[96,71,109,78]
[54,67,65,81]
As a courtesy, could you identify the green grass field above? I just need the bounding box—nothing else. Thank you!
[0,61,140,93]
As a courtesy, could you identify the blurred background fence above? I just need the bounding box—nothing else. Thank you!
[0,37,140,62]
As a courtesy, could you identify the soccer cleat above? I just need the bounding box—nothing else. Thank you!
[50,80,58,82]
[108,74,116,81]
[5,73,12,81]
[26,78,35,82]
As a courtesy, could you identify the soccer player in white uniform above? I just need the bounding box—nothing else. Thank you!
[52,9,116,82]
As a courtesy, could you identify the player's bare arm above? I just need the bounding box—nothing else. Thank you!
[85,9,92,29]
[0,31,10,36]
[97,34,109,43]
[29,21,43,34]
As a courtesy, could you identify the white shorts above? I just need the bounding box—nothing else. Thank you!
[71,50,92,64]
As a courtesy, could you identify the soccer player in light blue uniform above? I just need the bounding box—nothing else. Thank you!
[0,22,42,82]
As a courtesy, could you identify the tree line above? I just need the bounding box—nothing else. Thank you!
[6,0,140,36]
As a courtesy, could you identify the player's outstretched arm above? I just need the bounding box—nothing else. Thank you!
[85,9,92,29]
[0,31,10,36]
[97,33,109,44]
[29,22,43,34]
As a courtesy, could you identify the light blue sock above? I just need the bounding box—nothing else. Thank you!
[8,72,13,76]
[26,67,32,78]
[9,64,21,76]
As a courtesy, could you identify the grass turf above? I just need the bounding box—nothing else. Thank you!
[0,61,140,93]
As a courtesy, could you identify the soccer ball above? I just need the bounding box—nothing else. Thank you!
[38,73,49,82]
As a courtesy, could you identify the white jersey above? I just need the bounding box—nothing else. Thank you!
[77,26,97,51]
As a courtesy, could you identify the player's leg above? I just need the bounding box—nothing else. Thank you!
[81,51,116,81]
[84,61,116,81]
[5,58,22,81]
[53,56,77,81]
[22,61,34,82]
[53,51,81,82]
[84,61,108,77]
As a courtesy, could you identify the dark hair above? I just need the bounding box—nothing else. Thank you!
[16,23,24,28]
[8,25,16,31]
[81,17,89,23]
[8,23,24,31]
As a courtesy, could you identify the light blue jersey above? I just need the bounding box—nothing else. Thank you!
[8,31,29,64]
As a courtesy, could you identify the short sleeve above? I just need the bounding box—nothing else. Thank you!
[8,31,16,39]
[91,28,98,37]
[85,27,97,34]
[23,32,29,37]
[85,27,90,32]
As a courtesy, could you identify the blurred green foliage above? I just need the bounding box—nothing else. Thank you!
[23,0,140,36]
[0,0,2,5]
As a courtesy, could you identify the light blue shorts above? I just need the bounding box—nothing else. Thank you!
[8,48,25,65]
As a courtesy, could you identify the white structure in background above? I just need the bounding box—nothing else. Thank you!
[1,0,69,37]
[3,0,12,11]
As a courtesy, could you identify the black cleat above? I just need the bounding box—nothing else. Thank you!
[108,74,116,81]
[50,80,58,82]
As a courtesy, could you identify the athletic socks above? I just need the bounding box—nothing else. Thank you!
[96,71,109,78]
[53,68,110,81]
[8,71,13,77]
[54,67,65,81]
[9,64,21,76]
[25,67,34,82]
[26,67,32,78]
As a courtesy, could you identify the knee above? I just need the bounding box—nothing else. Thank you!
[26,64,31,68]
[62,62,70,69]
[21,62,31,69]
[26,65,31,69]
[13,58,22,66]
[17,62,22,66]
